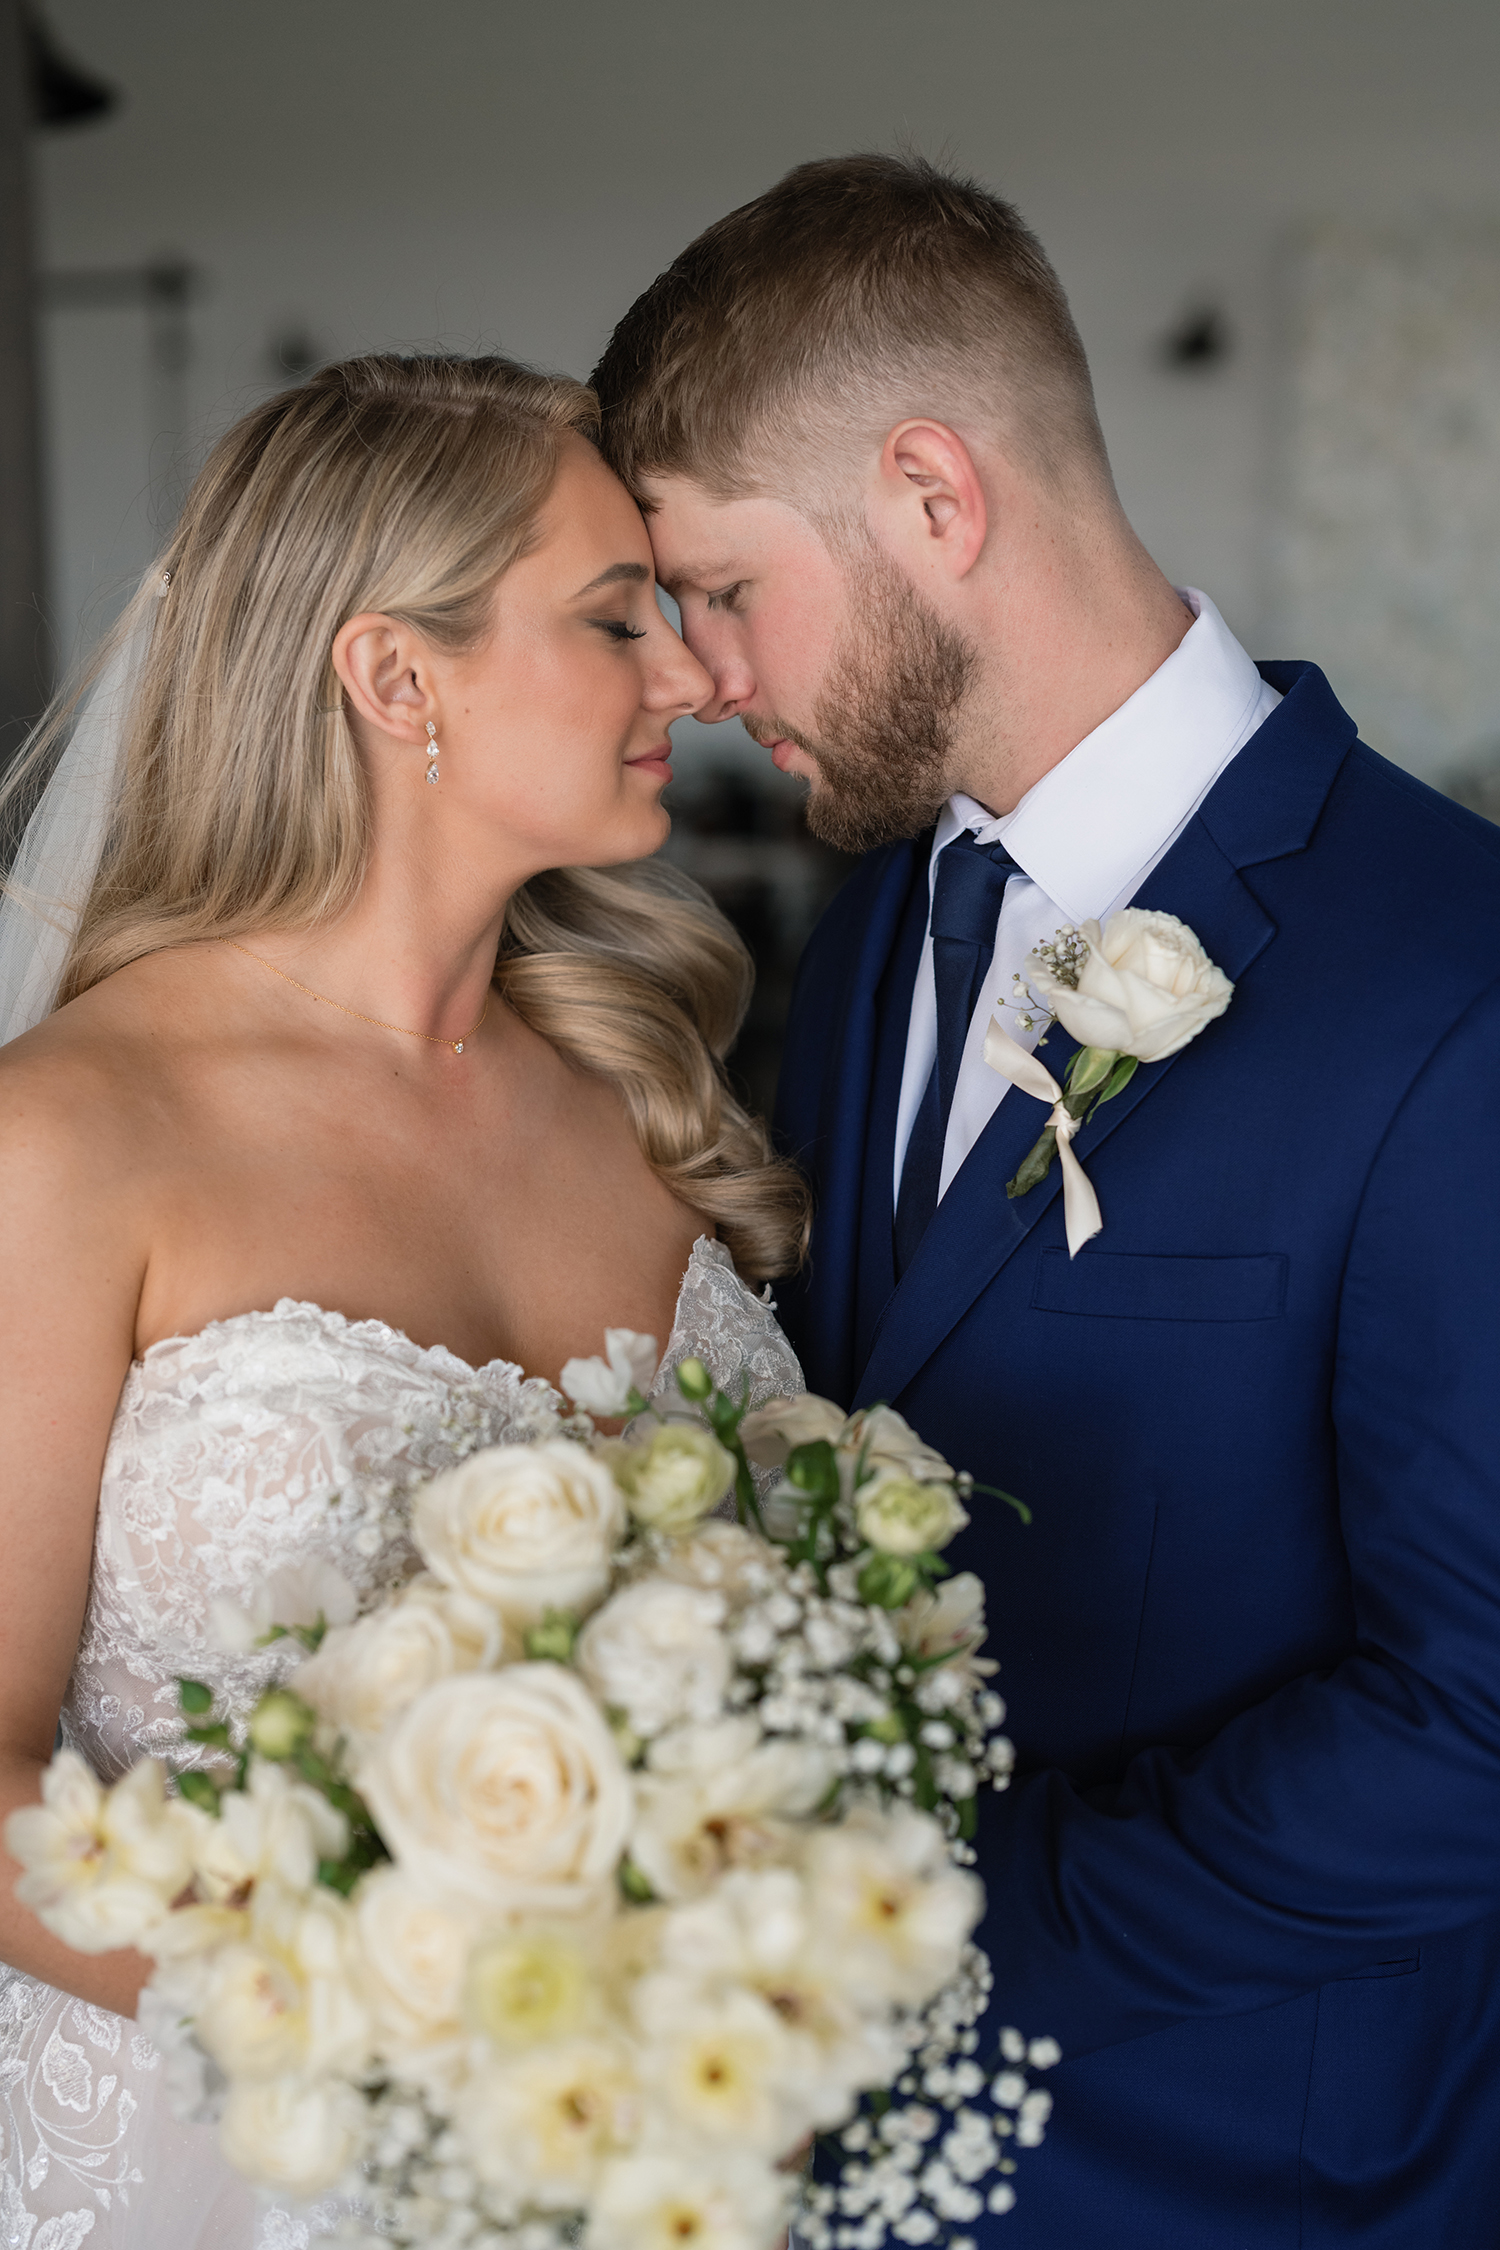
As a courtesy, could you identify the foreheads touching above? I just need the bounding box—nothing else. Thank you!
[590,153,1120,849]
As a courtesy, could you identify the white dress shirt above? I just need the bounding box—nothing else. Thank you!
[894,589,1282,1205]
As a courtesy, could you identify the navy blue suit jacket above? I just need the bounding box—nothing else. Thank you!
[774,666,1500,2247]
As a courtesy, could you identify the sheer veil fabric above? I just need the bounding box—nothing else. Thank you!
[0,574,159,1052]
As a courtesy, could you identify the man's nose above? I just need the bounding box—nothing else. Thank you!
[691,647,757,725]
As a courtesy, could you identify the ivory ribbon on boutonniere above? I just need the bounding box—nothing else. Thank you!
[986,908,1235,1258]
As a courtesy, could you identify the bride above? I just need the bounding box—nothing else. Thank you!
[0,353,808,2248]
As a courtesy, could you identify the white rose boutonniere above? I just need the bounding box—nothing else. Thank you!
[986,909,1233,1257]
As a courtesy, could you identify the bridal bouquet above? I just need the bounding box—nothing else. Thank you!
[8,1344,1055,2250]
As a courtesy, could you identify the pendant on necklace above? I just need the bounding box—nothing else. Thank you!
[454,1040,464,1054]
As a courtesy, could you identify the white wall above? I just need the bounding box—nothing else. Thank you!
[32,0,1500,767]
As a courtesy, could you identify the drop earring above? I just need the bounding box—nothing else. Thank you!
[424,720,440,785]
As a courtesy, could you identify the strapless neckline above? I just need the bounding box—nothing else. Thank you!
[131,1230,728,1385]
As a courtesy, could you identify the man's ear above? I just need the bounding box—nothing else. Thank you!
[872,419,987,583]
[331,613,435,743]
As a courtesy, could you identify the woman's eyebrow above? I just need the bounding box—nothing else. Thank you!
[571,561,651,598]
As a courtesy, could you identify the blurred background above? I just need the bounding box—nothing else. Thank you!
[4,0,1499,1107]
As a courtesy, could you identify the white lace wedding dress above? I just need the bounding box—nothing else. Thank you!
[0,1237,803,2250]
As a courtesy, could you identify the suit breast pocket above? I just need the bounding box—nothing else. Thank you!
[1031,1248,1288,1322]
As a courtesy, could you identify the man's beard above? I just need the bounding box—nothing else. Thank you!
[747,545,977,854]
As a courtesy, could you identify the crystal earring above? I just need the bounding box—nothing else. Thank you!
[424,720,440,785]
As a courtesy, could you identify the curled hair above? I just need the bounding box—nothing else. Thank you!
[2,352,808,1277]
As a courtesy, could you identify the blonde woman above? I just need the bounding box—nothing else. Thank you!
[0,355,807,2247]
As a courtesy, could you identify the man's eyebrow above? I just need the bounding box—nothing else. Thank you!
[571,561,651,598]
[656,561,740,598]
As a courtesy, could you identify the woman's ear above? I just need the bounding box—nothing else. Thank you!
[331,613,434,742]
[874,420,988,583]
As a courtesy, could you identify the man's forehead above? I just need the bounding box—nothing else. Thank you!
[641,480,814,592]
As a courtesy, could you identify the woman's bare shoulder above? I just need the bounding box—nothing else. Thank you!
[0,955,205,1206]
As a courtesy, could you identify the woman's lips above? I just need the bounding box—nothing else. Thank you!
[627,745,673,782]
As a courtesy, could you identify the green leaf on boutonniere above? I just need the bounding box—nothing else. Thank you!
[1063,1044,1119,1098]
[1096,1053,1139,1104]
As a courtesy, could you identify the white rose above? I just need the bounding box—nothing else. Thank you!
[587,2144,791,2250]
[6,1753,202,1953]
[296,1576,503,1748]
[576,1580,730,1739]
[654,1520,785,1607]
[603,1424,736,1534]
[359,1664,633,1916]
[843,1404,954,1485]
[561,1328,660,1417]
[413,1440,624,1631]
[737,1394,844,1470]
[218,2072,365,2198]
[854,1468,969,1557]
[801,1804,982,2006]
[1027,908,1233,1065]
[460,2036,639,2206]
[631,1718,836,1902]
[353,1864,482,2090]
[192,1759,348,1901]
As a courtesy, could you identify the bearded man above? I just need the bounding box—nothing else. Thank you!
[591,154,1500,2247]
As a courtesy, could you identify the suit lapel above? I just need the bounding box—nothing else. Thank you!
[855,807,1280,1407]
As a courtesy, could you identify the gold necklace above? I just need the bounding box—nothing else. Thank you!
[225,942,490,1055]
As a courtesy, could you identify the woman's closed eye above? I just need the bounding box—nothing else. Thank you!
[592,619,648,642]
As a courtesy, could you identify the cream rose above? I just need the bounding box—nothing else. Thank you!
[854,1468,969,1557]
[353,1864,482,2088]
[296,1575,503,1748]
[737,1394,844,1470]
[604,1424,736,1533]
[218,2073,365,2198]
[576,1579,730,1738]
[1027,908,1233,1065]
[359,1664,633,1916]
[412,1440,624,1630]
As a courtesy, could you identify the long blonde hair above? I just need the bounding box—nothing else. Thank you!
[2,353,808,1277]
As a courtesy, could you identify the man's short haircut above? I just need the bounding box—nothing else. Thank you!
[591,151,1111,509]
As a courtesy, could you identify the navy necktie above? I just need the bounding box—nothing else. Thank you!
[893,834,1022,1276]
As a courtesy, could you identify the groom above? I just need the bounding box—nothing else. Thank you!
[592,156,1500,2245]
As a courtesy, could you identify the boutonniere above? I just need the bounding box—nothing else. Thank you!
[984,909,1234,1257]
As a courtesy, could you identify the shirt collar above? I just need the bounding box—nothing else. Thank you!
[935,588,1267,924]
